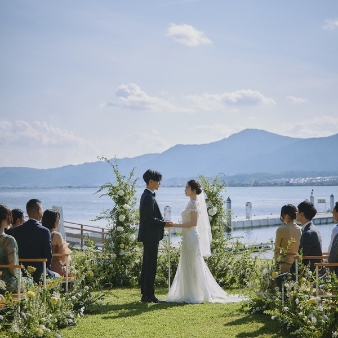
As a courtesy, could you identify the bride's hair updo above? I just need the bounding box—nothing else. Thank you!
[187,180,202,195]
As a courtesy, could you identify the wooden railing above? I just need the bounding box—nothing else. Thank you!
[63,221,107,249]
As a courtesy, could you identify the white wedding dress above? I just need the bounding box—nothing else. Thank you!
[166,200,244,303]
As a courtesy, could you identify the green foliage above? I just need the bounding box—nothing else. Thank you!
[155,239,181,286]
[199,174,259,288]
[198,173,230,233]
[0,274,103,338]
[248,259,338,337]
[94,157,142,287]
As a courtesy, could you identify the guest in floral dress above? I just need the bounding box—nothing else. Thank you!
[42,209,72,277]
[0,204,20,293]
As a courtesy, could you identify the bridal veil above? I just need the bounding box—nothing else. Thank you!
[197,191,212,257]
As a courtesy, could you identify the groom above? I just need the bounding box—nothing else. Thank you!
[138,169,172,303]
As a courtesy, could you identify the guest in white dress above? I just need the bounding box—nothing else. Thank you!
[166,180,244,303]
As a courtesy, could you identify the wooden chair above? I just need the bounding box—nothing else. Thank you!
[52,253,72,292]
[314,262,338,297]
[281,254,329,305]
[19,258,47,288]
[294,254,329,282]
[0,264,24,307]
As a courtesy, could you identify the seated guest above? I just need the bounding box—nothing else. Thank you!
[0,204,21,293]
[274,204,302,273]
[42,209,72,277]
[6,209,25,233]
[276,200,322,289]
[319,232,338,284]
[328,202,338,252]
[10,199,56,283]
[11,209,25,228]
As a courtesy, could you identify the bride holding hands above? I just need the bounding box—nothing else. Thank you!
[166,180,244,304]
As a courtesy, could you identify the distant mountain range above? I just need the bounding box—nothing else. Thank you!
[1,129,338,188]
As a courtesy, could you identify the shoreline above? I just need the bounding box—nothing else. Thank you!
[1,182,338,189]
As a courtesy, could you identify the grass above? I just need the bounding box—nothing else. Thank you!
[60,287,289,338]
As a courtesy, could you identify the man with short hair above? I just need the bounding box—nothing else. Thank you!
[290,200,322,272]
[138,169,172,303]
[10,199,53,283]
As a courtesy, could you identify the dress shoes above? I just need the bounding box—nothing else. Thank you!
[141,295,162,303]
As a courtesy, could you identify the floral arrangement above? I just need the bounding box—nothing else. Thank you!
[198,174,259,288]
[94,157,142,286]
[0,270,103,338]
[248,259,338,337]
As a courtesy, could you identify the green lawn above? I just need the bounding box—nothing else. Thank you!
[60,287,288,338]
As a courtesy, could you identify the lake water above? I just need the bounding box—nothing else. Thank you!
[1,186,337,251]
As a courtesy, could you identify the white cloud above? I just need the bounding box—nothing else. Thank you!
[101,83,193,113]
[286,96,308,104]
[323,19,338,30]
[99,102,119,108]
[0,120,98,168]
[185,89,276,111]
[0,120,88,147]
[165,23,212,47]
[120,131,171,155]
[278,116,338,138]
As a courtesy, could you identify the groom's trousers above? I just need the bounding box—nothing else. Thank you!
[141,241,159,297]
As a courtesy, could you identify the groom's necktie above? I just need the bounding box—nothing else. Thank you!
[152,192,156,197]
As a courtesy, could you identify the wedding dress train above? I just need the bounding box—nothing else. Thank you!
[166,200,245,303]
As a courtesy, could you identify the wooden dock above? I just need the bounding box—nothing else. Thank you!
[230,212,333,230]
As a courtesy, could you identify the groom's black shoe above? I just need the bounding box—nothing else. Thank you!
[142,295,162,303]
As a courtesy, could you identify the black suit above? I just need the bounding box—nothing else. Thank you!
[10,219,52,283]
[290,221,322,273]
[138,189,165,298]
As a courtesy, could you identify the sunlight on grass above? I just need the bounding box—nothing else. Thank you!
[60,287,288,338]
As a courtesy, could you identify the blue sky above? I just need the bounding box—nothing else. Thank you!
[1,0,337,168]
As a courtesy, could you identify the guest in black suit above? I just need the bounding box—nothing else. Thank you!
[10,199,53,283]
[138,169,172,303]
[276,200,322,289]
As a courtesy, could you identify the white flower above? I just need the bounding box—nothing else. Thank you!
[310,315,317,324]
[283,307,288,312]
[116,226,124,231]
[117,190,124,196]
[208,207,217,216]
[130,234,136,241]
[262,268,269,275]
[206,200,212,207]
[271,316,275,320]
[119,215,126,222]
[119,250,125,256]
[111,253,117,259]
[123,204,130,210]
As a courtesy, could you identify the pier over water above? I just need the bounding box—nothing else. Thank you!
[230,212,333,230]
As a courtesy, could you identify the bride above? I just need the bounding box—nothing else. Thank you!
[166,180,244,303]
